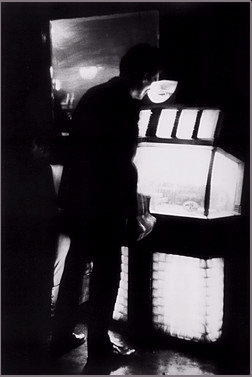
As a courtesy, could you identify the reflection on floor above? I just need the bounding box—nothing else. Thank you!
[2,322,248,375]
[47,327,234,375]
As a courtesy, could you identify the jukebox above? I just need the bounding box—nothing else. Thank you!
[112,104,245,350]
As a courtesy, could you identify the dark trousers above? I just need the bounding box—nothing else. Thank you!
[54,211,125,358]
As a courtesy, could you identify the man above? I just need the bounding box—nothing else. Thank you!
[52,44,160,365]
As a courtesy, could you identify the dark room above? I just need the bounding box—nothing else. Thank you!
[1,2,250,375]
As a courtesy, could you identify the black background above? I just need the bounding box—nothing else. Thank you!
[1,2,250,374]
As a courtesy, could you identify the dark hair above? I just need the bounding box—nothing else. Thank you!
[119,43,160,90]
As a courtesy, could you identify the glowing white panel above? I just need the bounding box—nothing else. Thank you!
[198,110,220,139]
[152,253,224,342]
[113,247,129,322]
[156,109,177,138]
[176,109,198,139]
[208,149,244,218]
[134,143,212,218]
[204,258,225,341]
[138,110,152,137]
[134,143,244,219]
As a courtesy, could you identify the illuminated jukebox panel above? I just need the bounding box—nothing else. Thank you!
[130,106,244,343]
[135,143,244,220]
[138,107,222,141]
[113,246,129,322]
[152,253,224,342]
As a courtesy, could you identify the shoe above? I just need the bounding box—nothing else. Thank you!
[72,332,86,342]
[112,343,135,356]
[50,332,86,356]
[87,342,136,364]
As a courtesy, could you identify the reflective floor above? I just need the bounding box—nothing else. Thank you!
[2,325,249,375]
[49,342,218,375]
[45,327,242,375]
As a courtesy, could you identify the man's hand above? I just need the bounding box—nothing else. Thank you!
[136,213,156,241]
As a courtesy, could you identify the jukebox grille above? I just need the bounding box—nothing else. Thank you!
[152,252,224,342]
[113,246,129,321]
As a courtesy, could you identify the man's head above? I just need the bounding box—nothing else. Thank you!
[119,43,160,100]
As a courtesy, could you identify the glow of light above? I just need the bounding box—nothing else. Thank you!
[156,109,177,138]
[134,143,212,218]
[113,247,129,321]
[110,366,131,375]
[52,79,62,91]
[138,109,152,137]
[50,19,78,49]
[152,253,224,342]
[209,149,244,218]
[148,80,178,104]
[79,66,100,80]
[197,109,220,139]
[176,109,198,139]
[50,66,53,79]
[164,361,215,375]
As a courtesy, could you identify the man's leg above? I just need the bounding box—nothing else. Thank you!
[86,214,124,361]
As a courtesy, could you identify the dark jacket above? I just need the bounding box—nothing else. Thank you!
[58,77,141,230]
